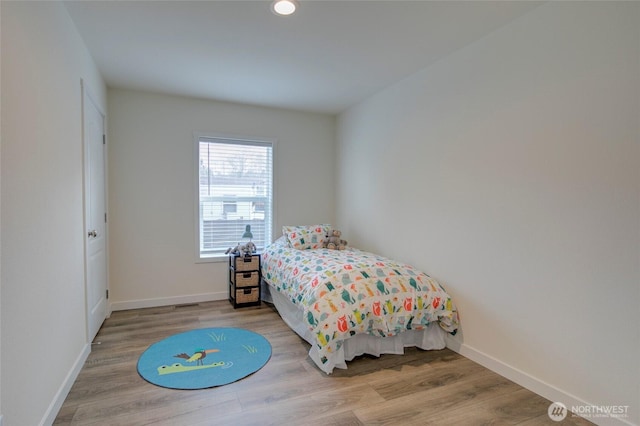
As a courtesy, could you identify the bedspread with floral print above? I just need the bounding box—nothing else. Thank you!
[261,237,459,367]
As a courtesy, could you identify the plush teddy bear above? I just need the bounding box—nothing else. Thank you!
[323,229,348,250]
[225,241,256,257]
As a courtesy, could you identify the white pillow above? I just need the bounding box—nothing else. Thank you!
[282,224,330,250]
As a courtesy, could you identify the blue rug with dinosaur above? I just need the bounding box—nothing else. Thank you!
[137,327,271,389]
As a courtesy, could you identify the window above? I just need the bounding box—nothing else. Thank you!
[197,135,274,259]
[222,200,237,216]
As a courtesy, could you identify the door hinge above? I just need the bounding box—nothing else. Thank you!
[106,289,109,299]
[104,212,107,223]
[103,134,106,145]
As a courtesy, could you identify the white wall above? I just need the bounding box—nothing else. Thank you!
[0,2,107,425]
[107,89,335,309]
[337,2,639,425]
[0,1,3,421]
[0,2,3,421]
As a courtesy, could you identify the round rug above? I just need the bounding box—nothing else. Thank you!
[137,327,271,389]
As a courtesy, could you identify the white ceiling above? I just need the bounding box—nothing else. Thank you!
[64,0,542,114]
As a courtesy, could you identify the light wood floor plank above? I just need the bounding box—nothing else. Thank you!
[53,300,593,425]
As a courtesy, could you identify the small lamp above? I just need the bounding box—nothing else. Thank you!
[242,225,253,241]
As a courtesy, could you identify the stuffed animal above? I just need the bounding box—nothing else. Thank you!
[242,241,257,256]
[323,229,348,250]
[225,241,257,257]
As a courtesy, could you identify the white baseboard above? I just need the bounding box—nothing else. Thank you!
[110,291,226,311]
[35,293,224,425]
[446,337,636,426]
[40,343,91,426]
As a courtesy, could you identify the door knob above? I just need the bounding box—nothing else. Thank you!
[88,230,98,238]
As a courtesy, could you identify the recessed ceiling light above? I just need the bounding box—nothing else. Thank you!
[271,0,299,16]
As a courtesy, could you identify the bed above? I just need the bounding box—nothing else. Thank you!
[261,225,460,374]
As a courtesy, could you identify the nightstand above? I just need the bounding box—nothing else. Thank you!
[229,252,261,308]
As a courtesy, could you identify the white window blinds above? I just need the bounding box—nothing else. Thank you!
[197,136,273,257]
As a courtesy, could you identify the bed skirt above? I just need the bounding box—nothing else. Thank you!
[261,279,447,374]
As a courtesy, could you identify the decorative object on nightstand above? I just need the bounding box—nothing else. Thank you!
[240,224,256,257]
[224,224,257,258]
[229,251,261,308]
[242,224,253,242]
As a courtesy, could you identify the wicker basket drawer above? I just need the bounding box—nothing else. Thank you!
[231,270,259,287]
[231,255,260,271]
[233,285,259,304]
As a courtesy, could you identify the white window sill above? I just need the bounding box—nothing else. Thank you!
[196,255,228,264]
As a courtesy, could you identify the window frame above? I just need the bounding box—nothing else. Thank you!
[194,132,276,263]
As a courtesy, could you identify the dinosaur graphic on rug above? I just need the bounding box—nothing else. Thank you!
[157,360,233,375]
[138,328,272,389]
[153,332,265,376]
[174,348,219,365]
[155,347,233,375]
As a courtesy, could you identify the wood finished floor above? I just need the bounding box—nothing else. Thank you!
[54,301,592,426]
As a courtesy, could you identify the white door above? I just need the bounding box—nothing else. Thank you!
[83,82,108,342]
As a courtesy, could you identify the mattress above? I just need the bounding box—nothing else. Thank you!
[261,236,459,373]
[262,281,448,373]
